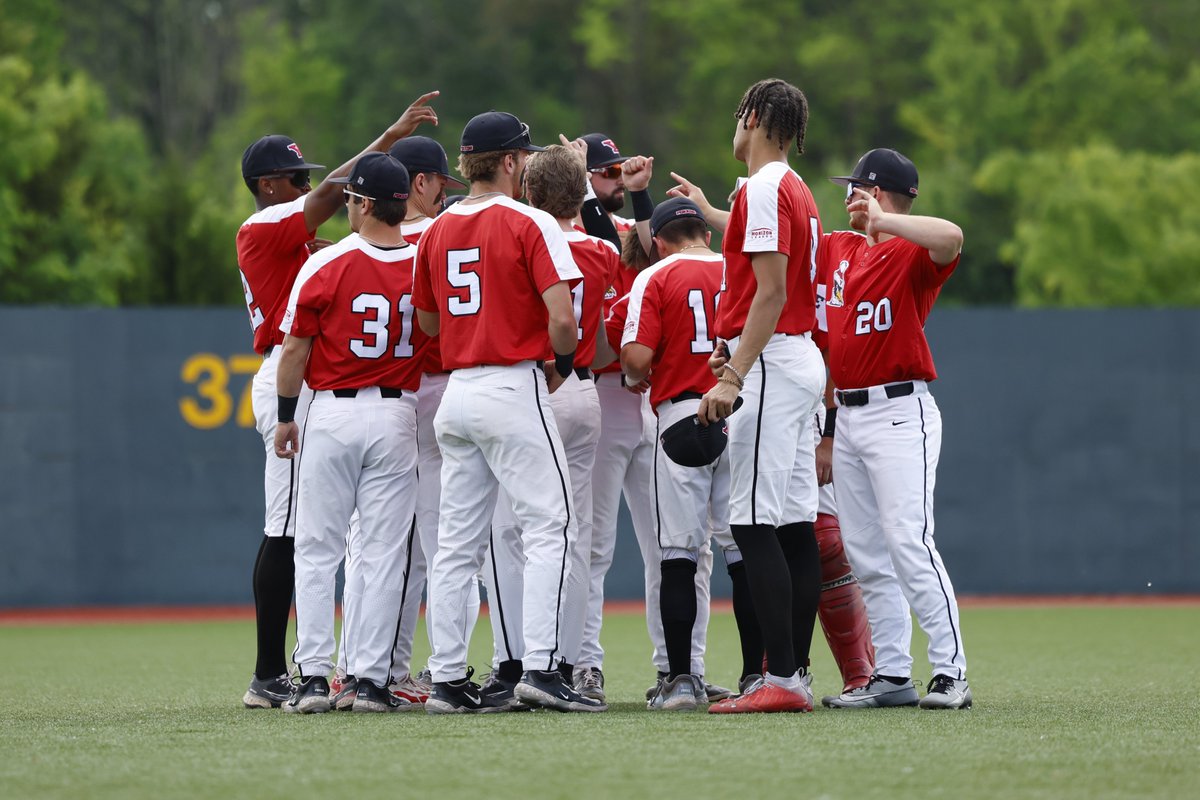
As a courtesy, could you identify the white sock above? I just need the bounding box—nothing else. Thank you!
[764,670,802,690]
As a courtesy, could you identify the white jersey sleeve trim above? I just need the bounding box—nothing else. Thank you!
[242,196,307,227]
[279,234,358,335]
[620,262,668,348]
[499,197,583,282]
[565,229,621,256]
[742,162,790,254]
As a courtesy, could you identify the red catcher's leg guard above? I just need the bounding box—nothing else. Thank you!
[816,513,875,691]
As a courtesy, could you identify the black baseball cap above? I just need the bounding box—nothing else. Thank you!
[388,136,467,189]
[328,152,410,200]
[241,134,325,179]
[650,197,706,238]
[581,133,628,170]
[829,148,919,198]
[660,397,744,468]
[460,111,545,154]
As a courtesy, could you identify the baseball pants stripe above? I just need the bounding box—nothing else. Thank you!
[252,348,313,537]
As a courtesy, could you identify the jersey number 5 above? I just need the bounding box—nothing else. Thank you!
[350,293,416,359]
[447,248,482,316]
[854,298,893,335]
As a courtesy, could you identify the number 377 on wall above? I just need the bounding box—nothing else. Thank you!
[179,353,261,430]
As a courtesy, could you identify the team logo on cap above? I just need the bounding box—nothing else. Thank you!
[460,145,474,152]
[601,139,620,156]
[675,208,698,217]
[288,143,304,158]
[867,171,877,180]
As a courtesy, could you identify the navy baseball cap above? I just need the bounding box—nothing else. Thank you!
[660,397,744,468]
[328,152,410,200]
[830,148,919,198]
[650,197,706,238]
[241,134,325,179]
[388,136,467,189]
[460,111,545,154]
[581,133,628,170]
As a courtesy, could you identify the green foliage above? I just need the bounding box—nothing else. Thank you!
[1,0,1196,306]
[0,5,153,305]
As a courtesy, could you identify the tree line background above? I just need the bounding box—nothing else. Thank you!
[2,0,1197,308]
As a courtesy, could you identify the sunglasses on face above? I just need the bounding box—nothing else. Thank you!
[846,182,875,200]
[343,189,373,205]
[262,171,310,188]
[589,165,623,180]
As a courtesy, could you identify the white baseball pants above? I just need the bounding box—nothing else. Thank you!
[428,363,576,682]
[833,382,967,680]
[292,388,418,686]
[583,375,712,676]
[484,372,601,667]
[251,348,312,537]
[726,333,824,527]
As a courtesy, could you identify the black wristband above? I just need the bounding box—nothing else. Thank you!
[277,395,299,424]
[554,350,576,379]
[631,189,654,222]
[821,406,837,438]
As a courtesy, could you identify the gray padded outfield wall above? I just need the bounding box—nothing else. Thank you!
[1,307,1197,607]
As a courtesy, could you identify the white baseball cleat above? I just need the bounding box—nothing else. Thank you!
[822,674,920,708]
[918,675,973,709]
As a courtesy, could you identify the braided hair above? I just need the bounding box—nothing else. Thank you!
[735,79,809,155]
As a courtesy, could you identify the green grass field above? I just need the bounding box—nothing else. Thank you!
[2,606,1197,800]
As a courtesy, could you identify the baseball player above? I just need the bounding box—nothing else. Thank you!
[412,111,603,713]
[671,79,826,714]
[273,152,425,713]
[329,136,473,708]
[237,92,438,709]
[481,143,613,699]
[819,148,971,710]
[621,198,764,711]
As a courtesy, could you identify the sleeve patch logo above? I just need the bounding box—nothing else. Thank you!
[749,227,774,240]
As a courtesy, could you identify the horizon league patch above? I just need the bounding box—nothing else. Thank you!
[748,227,774,240]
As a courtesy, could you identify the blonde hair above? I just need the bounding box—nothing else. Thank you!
[457,149,518,183]
[524,146,586,220]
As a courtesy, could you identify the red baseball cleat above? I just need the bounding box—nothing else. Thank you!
[708,678,813,714]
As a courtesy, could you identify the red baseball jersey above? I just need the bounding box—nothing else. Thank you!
[621,252,722,409]
[824,232,959,389]
[715,162,821,339]
[280,234,429,391]
[236,196,316,354]
[813,229,869,352]
[401,216,446,373]
[596,258,641,375]
[562,231,620,365]
[604,293,628,355]
[411,196,582,370]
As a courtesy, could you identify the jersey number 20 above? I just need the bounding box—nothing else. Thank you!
[854,298,893,335]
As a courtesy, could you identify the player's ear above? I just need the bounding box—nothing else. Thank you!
[704,230,712,247]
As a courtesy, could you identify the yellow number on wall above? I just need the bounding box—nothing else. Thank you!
[180,354,232,429]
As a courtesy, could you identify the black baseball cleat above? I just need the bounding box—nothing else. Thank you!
[479,672,530,712]
[515,669,607,712]
[425,667,511,715]
[243,673,293,709]
[353,678,412,713]
[283,675,331,714]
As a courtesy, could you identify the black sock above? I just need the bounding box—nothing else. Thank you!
[727,560,763,680]
[558,661,574,684]
[878,674,910,685]
[253,535,295,680]
[660,558,699,679]
[498,659,523,683]
[729,524,796,677]
[776,522,821,671]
